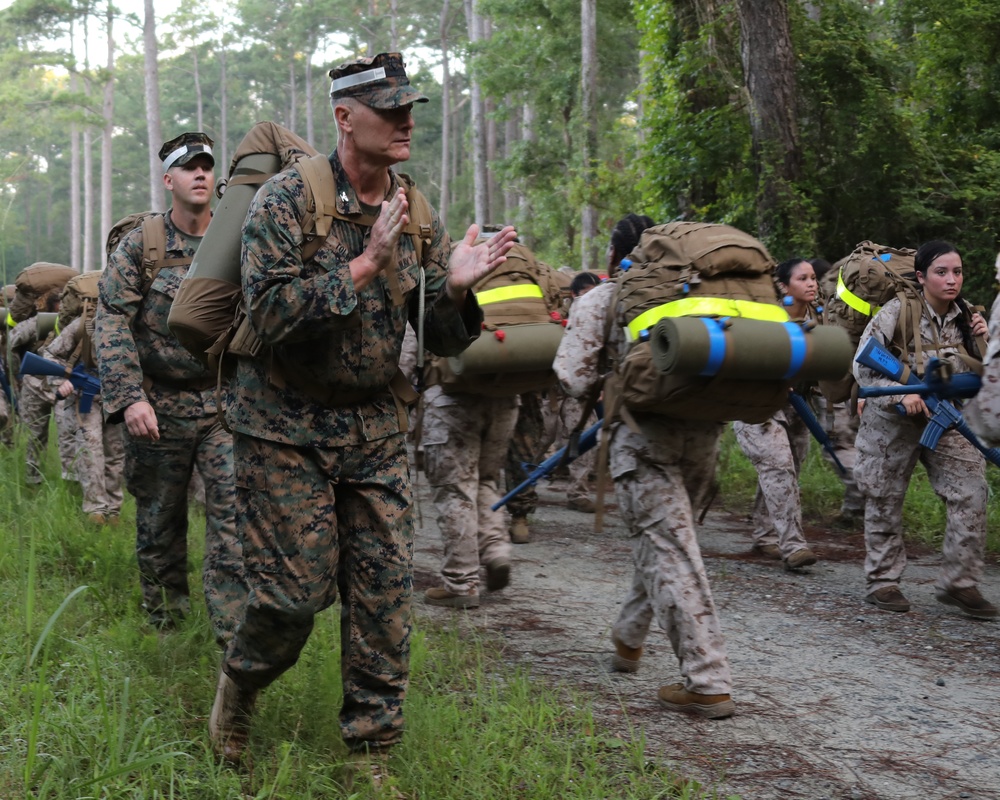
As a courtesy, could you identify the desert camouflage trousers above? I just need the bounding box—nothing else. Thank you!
[0,385,11,444]
[20,375,79,483]
[224,431,413,750]
[855,407,988,593]
[609,418,732,695]
[422,389,517,593]
[544,392,597,502]
[505,391,545,518]
[124,413,243,646]
[817,398,864,515]
[733,409,810,558]
[74,396,125,517]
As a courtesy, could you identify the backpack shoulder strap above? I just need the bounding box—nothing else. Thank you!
[296,153,338,264]
[139,214,193,295]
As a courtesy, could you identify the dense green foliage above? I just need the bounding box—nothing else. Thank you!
[3,0,1000,299]
[636,0,1000,304]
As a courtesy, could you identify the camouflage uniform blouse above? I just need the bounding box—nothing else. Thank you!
[853,296,974,415]
[229,151,480,448]
[95,211,217,424]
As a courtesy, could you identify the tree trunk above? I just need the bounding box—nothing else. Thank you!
[143,0,164,212]
[463,0,488,226]
[100,2,114,270]
[367,0,377,54]
[220,47,229,170]
[305,48,315,145]
[439,0,451,230]
[289,62,297,132]
[193,48,203,131]
[736,0,800,241]
[390,0,399,50]
[519,101,535,248]
[580,0,598,271]
[83,127,95,272]
[503,100,519,220]
[70,70,81,272]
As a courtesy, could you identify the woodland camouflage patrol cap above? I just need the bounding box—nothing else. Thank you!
[159,132,215,172]
[329,52,428,110]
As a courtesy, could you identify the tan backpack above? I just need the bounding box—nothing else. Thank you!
[105,213,191,296]
[429,239,565,396]
[9,262,78,323]
[819,240,984,402]
[604,221,793,424]
[58,271,103,369]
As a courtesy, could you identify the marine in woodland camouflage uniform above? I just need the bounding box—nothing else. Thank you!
[42,316,125,523]
[504,390,545,540]
[554,279,734,714]
[95,132,245,644]
[854,241,993,618]
[210,52,517,760]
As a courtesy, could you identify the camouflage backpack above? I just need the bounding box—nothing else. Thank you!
[604,221,792,424]
[58,270,103,369]
[428,238,566,396]
[820,240,984,402]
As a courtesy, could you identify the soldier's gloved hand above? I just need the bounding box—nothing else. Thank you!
[124,400,160,442]
[445,224,518,305]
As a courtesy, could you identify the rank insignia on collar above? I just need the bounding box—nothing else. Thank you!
[339,191,349,204]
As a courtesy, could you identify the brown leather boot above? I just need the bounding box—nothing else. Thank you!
[657,683,735,719]
[935,586,998,619]
[510,517,530,544]
[424,586,480,608]
[209,669,258,764]
[610,635,642,673]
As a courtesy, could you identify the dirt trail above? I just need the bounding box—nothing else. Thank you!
[412,480,1000,800]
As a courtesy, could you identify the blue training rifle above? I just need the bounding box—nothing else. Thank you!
[492,417,603,511]
[855,338,1000,467]
[788,391,847,475]
[19,351,101,414]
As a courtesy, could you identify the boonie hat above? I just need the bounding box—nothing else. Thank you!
[159,132,215,172]
[329,52,428,110]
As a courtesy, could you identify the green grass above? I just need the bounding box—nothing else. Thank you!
[0,425,735,800]
[717,425,1000,552]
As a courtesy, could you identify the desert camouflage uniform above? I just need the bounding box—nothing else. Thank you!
[854,297,988,594]
[966,293,1000,447]
[504,390,545,518]
[554,282,731,695]
[95,210,244,645]
[422,384,517,595]
[733,405,811,558]
[733,306,820,559]
[817,398,864,516]
[11,316,80,484]
[223,151,481,750]
[544,390,597,504]
[42,316,125,518]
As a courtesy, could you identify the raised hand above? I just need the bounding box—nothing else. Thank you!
[445,224,518,304]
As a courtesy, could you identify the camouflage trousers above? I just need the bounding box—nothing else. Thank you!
[19,375,79,484]
[817,398,864,515]
[124,412,243,646]
[422,388,517,593]
[0,384,11,445]
[733,408,810,558]
[855,407,988,594]
[505,391,545,518]
[609,418,732,696]
[547,392,597,502]
[74,396,125,517]
[224,431,413,750]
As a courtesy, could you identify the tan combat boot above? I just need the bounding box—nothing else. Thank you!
[209,669,258,764]
[510,516,530,544]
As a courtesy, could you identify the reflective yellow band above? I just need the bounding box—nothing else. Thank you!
[475,284,544,305]
[836,270,880,317]
[6,312,13,328]
[627,297,790,340]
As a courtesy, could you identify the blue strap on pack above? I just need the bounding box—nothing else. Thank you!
[700,318,728,376]
[783,322,807,379]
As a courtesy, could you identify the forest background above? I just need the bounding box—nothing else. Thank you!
[2,0,1000,304]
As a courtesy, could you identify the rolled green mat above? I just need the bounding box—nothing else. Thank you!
[169,152,281,359]
[650,316,853,381]
[35,312,59,340]
[448,322,564,375]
